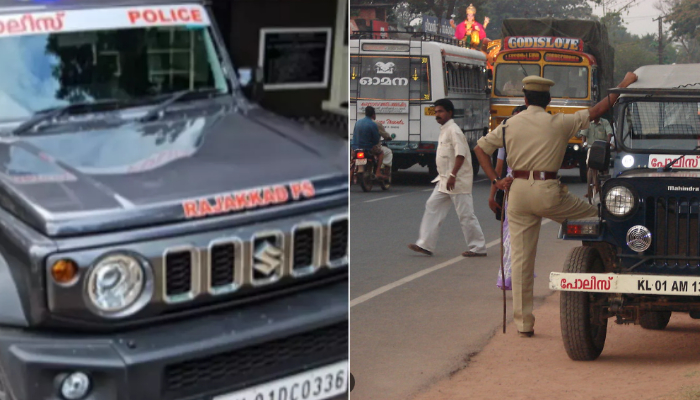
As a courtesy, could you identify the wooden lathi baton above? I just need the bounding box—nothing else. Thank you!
[500,188,509,334]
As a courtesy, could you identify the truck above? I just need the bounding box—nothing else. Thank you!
[0,1,348,399]
[490,18,615,182]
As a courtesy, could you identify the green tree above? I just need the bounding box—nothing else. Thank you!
[657,0,700,63]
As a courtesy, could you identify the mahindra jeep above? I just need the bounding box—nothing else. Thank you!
[0,1,348,399]
[550,64,700,361]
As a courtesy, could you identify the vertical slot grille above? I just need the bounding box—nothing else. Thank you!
[165,251,193,297]
[650,196,700,269]
[329,219,348,262]
[210,243,235,288]
[293,227,315,271]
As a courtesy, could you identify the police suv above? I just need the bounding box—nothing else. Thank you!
[551,64,700,361]
[0,1,348,399]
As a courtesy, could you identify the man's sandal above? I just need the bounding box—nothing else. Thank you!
[462,251,487,257]
[408,244,433,256]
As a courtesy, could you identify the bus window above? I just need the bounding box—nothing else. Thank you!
[544,65,588,99]
[495,64,540,97]
[351,55,430,101]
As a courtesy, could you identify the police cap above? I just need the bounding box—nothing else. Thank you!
[522,76,555,92]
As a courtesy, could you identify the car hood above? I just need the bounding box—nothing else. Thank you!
[0,105,348,237]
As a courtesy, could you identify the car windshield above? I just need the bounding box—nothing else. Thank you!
[543,65,588,99]
[494,63,540,97]
[620,100,700,151]
[0,4,228,122]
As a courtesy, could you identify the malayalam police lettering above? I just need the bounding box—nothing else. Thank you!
[505,36,583,52]
[0,5,210,38]
[182,181,316,219]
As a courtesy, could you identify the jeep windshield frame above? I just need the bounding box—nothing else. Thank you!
[614,95,700,155]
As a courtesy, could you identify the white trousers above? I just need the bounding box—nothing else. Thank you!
[382,146,393,167]
[416,185,486,253]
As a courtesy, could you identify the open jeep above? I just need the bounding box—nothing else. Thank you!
[550,64,700,361]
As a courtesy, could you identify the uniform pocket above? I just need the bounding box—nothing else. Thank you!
[539,180,562,211]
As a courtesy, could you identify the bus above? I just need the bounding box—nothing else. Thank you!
[350,33,491,177]
[490,36,600,182]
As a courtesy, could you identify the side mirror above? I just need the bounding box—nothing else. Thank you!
[588,140,610,171]
[238,66,264,102]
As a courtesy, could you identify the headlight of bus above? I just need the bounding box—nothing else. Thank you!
[605,186,636,217]
[85,253,152,317]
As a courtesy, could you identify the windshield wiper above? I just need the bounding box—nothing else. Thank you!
[12,98,129,136]
[661,146,700,171]
[138,88,223,123]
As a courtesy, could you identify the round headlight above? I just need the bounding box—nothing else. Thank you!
[573,144,580,151]
[605,185,635,217]
[621,155,635,168]
[85,254,151,317]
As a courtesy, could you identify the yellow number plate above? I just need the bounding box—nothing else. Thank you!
[424,107,435,116]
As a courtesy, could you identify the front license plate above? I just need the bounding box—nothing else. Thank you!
[355,159,367,165]
[424,106,435,116]
[550,272,700,295]
[213,360,348,400]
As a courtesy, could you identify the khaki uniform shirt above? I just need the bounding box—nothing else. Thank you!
[432,119,472,194]
[375,121,392,141]
[477,106,591,172]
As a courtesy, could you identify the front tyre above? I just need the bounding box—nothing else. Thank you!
[560,246,608,361]
[639,311,671,330]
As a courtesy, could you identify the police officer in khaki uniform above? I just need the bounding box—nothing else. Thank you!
[474,72,638,337]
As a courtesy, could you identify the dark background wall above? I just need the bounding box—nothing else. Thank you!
[210,0,338,119]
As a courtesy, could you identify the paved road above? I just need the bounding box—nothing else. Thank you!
[349,165,587,400]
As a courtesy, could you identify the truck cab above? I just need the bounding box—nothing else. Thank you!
[0,1,348,399]
[550,63,700,361]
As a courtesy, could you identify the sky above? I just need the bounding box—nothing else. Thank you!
[588,0,668,37]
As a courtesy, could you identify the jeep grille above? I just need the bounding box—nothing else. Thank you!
[646,196,700,268]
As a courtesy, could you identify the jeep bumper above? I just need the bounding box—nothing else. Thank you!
[0,280,348,400]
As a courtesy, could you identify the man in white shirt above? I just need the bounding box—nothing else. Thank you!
[409,98,487,257]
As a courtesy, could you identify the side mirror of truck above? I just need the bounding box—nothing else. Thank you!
[237,66,264,103]
[588,140,610,171]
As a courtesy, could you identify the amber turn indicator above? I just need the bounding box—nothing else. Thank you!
[51,259,78,284]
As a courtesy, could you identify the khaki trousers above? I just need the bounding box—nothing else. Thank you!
[507,175,597,332]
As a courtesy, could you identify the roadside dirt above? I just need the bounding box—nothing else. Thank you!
[412,291,700,400]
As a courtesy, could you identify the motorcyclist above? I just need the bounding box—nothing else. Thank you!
[352,106,388,179]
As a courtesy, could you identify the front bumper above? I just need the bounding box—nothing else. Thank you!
[0,280,347,400]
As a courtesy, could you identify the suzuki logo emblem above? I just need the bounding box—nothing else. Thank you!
[253,241,283,277]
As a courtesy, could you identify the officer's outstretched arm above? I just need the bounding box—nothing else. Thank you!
[589,72,638,121]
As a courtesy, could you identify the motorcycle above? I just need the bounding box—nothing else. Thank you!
[351,142,392,192]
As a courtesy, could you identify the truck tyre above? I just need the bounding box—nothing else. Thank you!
[560,246,608,361]
[639,311,671,330]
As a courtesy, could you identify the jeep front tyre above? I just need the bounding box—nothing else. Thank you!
[560,246,608,361]
[639,311,671,330]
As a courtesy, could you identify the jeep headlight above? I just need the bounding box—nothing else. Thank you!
[605,186,635,217]
[85,253,152,317]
